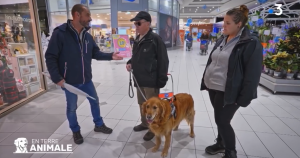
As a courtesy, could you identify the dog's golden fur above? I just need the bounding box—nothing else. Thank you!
[142,93,195,157]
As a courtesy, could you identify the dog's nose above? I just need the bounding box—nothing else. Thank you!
[146,115,152,119]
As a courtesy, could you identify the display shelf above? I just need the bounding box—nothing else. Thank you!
[10,53,40,96]
[259,73,300,94]
[0,103,8,108]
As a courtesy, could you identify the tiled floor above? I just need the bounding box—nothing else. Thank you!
[1,43,300,158]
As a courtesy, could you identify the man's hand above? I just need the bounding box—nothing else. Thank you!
[112,52,123,60]
[57,79,65,88]
[126,64,132,72]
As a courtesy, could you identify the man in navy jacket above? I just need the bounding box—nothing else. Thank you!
[45,4,123,144]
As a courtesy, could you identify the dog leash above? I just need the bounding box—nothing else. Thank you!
[128,70,147,101]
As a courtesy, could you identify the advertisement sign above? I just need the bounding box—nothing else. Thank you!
[172,17,179,46]
[159,13,173,48]
[112,35,132,58]
[122,0,139,4]
[179,30,185,45]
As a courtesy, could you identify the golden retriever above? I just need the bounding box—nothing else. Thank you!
[142,93,195,157]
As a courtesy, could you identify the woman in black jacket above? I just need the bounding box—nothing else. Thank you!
[201,5,263,158]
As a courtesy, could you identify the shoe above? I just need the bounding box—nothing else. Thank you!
[94,124,113,134]
[205,139,225,155]
[73,131,84,144]
[133,124,148,132]
[222,150,237,158]
[143,131,155,141]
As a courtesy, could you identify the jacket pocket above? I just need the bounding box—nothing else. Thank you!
[64,62,67,79]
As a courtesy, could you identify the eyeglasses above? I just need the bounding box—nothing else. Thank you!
[134,21,147,26]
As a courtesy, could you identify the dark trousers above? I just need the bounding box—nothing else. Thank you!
[208,89,240,151]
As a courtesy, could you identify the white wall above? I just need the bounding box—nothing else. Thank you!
[48,0,110,12]
[0,0,28,5]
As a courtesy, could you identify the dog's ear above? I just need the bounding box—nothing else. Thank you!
[141,101,147,116]
[159,100,166,119]
[14,139,18,146]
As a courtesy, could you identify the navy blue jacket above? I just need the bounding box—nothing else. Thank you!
[45,20,113,85]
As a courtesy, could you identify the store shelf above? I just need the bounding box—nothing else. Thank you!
[259,73,300,94]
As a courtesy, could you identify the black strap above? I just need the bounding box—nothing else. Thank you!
[128,72,134,98]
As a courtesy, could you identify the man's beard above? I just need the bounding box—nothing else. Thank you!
[79,18,89,27]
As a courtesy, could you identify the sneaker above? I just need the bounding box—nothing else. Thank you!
[133,124,148,132]
[222,150,237,158]
[73,131,84,144]
[94,124,113,134]
[143,131,155,141]
[205,139,225,155]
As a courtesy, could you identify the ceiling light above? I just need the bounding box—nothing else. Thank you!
[197,7,199,8]
[213,7,214,8]
[255,3,257,4]
[96,14,99,15]
[210,9,211,10]
[97,16,100,17]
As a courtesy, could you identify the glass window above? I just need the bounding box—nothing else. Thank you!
[0,1,44,107]
[173,0,178,17]
[149,11,158,28]
[89,9,112,52]
[160,0,172,15]
[149,0,158,11]
[47,0,67,32]
[177,3,180,18]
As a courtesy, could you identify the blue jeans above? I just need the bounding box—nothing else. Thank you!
[63,81,103,132]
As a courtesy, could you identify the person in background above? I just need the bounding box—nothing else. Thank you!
[200,31,210,43]
[200,5,263,158]
[45,4,123,145]
[129,35,134,48]
[126,11,169,141]
[186,32,193,50]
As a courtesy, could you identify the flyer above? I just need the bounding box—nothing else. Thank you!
[112,34,132,58]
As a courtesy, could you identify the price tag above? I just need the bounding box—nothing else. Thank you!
[251,16,258,22]
[272,28,278,34]
[264,30,270,35]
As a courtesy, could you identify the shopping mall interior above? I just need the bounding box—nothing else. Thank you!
[0,0,300,157]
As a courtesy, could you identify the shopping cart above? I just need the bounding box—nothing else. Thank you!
[186,40,192,51]
[200,40,209,55]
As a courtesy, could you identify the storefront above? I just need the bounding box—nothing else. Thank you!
[0,0,180,116]
[45,0,180,48]
[0,0,46,116]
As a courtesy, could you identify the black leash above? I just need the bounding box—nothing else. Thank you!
[129,72,134,98]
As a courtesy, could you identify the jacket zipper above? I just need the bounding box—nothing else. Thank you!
[64,62,67,78]
[69,26,86,84]
[82,32,87,84]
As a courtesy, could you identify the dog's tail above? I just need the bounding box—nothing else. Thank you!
[185,94,195,126]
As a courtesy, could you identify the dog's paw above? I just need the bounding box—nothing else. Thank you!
[189,133,195,138]
[161,151,168,157]
[152,147,159,152]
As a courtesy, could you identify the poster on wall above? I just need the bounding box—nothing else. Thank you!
[192,28,198,42]
[172,17,179,47]
[179,30,185,45]
[159,13,173,48]
[122,0,139,4]
[112,34,132,58]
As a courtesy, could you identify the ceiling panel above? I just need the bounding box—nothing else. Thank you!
[181,6,217,13]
